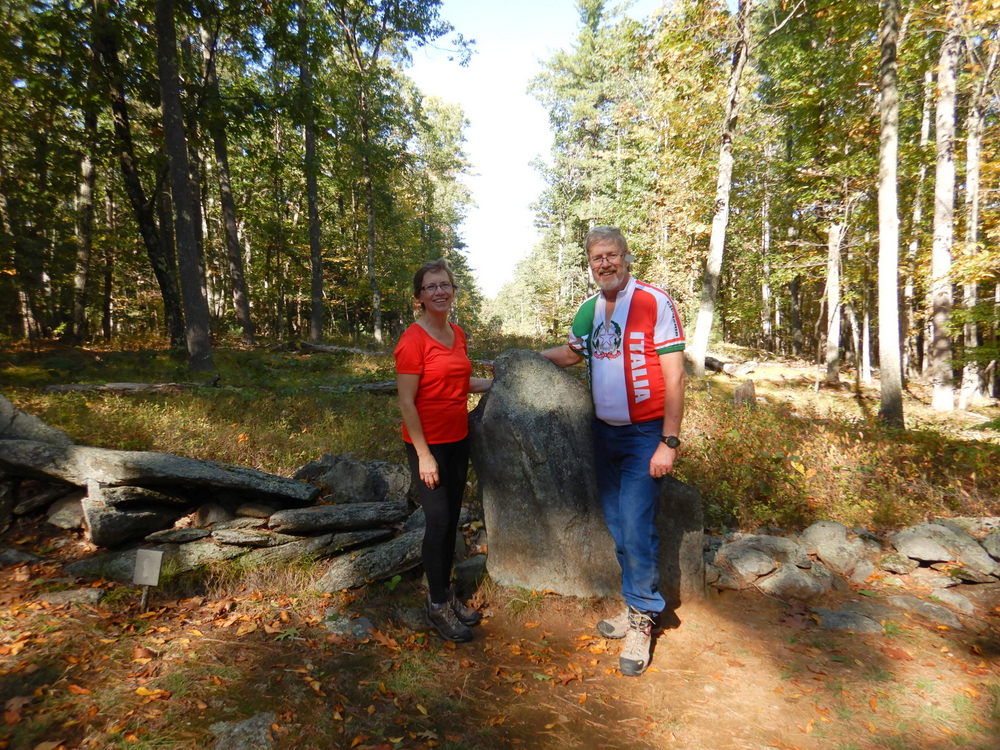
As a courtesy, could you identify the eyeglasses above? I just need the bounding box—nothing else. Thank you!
[421,282,454,293]
[589,251,623,267]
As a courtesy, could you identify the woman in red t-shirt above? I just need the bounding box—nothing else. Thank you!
[394,259,492,643]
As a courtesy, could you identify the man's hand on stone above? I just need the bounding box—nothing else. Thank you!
[649,443,676,478]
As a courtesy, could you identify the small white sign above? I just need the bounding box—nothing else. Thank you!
[133,548,164,587]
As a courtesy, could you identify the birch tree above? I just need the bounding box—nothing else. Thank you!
[928,1,964,412]
[688,0,752,377]
[877,0,903,426]
[959,34,998,407]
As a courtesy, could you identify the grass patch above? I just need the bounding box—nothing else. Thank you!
[381,649,445,698]
[3,343,999,528]
[503,587,547,620]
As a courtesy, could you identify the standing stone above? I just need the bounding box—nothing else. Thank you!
[469,349,704,606]
[0,393,73,446]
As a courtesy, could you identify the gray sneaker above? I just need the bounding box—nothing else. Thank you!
[596,609,629,639]
[427,596,473,642]
[448,589,481,627]
[619,608,655,676]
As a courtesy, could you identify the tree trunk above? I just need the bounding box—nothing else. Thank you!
[862,302,873,386]
[198,27,254,345]
[70,92,98,343]
[300,7,324,344]
[0,137,45,340]
[155,0,215,371]
[905,67,933,379]
[760,148,773,351]
[877,0,904,426]
[825,222,843,385]
[91,0,185,347]
[788,275,803,357]
[362,110,382,344]
[958,40,997,408]
[102,184,114,340]
[688,0,752,377]
[928,2,962,412]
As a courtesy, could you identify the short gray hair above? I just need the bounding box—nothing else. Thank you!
[584,226,628,256]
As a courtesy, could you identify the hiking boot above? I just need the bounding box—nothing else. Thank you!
[449,589,481,627]
[427,596,473,642]
[619,607,655,676]
[596,609,629,639]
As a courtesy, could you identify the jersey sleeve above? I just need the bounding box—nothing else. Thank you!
[568,295,598,355]
[393,329,424,374]
[653,293,686,354]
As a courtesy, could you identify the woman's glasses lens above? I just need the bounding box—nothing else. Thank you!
[422,283,454,293]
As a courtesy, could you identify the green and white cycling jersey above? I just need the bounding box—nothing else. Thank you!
[568,276,685,426]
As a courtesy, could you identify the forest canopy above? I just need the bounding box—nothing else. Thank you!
[2,0,998,415]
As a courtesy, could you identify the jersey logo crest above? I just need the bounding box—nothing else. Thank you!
[592,320,622,360]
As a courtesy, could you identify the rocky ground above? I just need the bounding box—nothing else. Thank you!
[2,509,999,750]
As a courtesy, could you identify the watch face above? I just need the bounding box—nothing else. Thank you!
[663,435,681,449]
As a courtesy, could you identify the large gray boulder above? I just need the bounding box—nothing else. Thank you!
[0,439,319,507]
[313,530,423,591]
[891,522,1000,577]
[799,521,868,576]
[469,349,704,606]
[0,393,73,446]
[294,454,409,504]
[82,484,184,548]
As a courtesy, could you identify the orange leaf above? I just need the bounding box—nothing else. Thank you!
[879,646,912,661]
[67,685,91,696]
[869,697,878,712]
[523,622,539,629]
[372,630,399,650]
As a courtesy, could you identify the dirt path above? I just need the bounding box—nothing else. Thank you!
[2,555,999,750]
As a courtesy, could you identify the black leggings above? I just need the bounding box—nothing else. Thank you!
[405,437,470,603]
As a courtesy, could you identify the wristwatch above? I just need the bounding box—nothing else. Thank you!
[660,435,681,449]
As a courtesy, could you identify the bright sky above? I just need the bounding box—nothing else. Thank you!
[407,0,666,298]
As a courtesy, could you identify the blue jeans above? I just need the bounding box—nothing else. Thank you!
[592,418,665,614]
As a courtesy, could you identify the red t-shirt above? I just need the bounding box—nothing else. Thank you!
[393,322,472,444]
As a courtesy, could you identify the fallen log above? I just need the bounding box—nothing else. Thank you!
[0,439,319,507]
[316,381,398,394]
[268,501,411,533]
[43,381,222,394]
[300,342,389,356]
